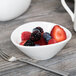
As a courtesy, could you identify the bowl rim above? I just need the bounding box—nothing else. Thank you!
[11,21,72,48]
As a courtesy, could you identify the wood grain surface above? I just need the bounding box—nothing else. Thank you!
[0,0,75,76]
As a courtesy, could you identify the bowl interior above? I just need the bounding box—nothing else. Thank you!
[11,21,72,46]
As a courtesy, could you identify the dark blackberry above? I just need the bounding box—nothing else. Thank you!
[24,40,35,46]
[33,27,44,33]
[30,30,41,42]
[43,32,51,42]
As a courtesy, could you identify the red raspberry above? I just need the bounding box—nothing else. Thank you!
[21,31,31,41]
[48,38,57,45]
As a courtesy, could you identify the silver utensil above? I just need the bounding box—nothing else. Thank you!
[0,49,69,76]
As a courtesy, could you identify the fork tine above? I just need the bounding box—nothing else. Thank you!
[0,49,10,59]
[0,52,8,61]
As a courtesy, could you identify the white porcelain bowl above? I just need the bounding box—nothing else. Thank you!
[0,0,31,21]
[11,21,72,60]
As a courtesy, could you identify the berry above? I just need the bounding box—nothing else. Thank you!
[21,31,31,41]
[43,32,51,42]
[35,35,47,45]
[24,40,35,46]
[30,30,41,42]
[48,38,57,44]
[19,40,27,45]
[33,27,44,33]
[50,25,67,42]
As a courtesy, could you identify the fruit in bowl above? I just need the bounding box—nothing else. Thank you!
[19,25,67,46]
[11,21,72,60]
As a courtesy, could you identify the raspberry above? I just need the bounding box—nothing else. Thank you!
[30,30,41,42]
[48,38,57,45]
[21,31,31,41]
[24,40,35,46]
[33,27,44,33]
[43,32,51,42]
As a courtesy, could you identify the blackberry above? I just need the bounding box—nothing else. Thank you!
[24,40,35,46]
[43,32,51,42]
[33,27,44,33]
[30,30,41,42]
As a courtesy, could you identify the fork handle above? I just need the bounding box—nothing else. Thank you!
[18,59,69,76]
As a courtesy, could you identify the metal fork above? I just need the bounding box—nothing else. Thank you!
[0,49,69,76]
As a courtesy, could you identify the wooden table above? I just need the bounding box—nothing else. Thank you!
[0,0,75,76]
